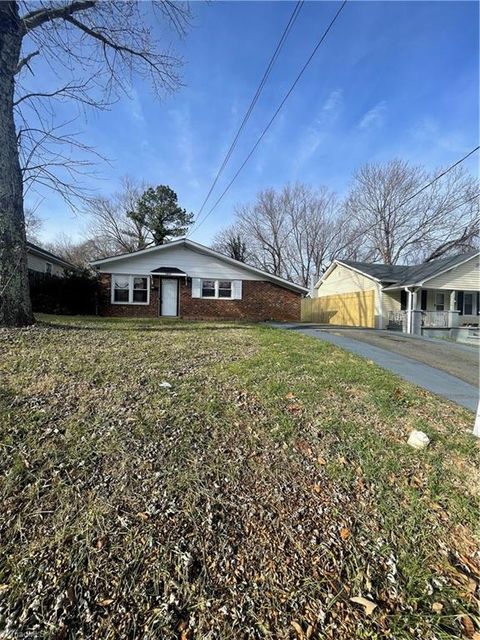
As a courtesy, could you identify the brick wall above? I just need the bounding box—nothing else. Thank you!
[179,279,301,321]
[98,274,302,321]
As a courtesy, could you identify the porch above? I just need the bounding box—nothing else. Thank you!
[385,287,479,342]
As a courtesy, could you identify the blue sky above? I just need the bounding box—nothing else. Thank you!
[25,0,479,245]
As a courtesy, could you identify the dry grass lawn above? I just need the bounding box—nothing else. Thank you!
[0,315,478,639]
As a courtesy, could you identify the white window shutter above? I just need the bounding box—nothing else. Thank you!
[232,280,242,300]
[191,278,201,298]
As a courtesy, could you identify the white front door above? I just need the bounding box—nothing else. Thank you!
[161,279,178,316]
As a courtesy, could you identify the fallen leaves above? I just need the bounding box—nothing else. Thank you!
[349,596,378,616]
[96,598,114,607]
[461,615,476,638]
[339,527,351,541]
[0,316,478,640]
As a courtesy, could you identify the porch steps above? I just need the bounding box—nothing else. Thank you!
[466,330,480,344]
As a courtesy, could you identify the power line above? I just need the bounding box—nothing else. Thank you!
[190,1,304,233]
[191,0,348,236]
[394,145,479,211]
[335,147,480,254]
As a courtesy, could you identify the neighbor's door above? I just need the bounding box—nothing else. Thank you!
[160,279,178,316]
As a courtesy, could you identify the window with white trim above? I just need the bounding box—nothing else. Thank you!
[434,292,445,311]
[201,279,233,299]
[464,293,473,315]
[112,275,149,304]
[45,262,53,275]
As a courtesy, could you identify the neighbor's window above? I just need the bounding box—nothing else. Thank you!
[200,279,233,299]
[112,275,149,304]
[435,292,445,311]
[464,293,473,315]
[45,262,53,275]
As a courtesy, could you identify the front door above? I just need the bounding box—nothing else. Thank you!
[160,279,178,316]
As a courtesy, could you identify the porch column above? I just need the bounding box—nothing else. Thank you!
[406,288,412,333]
[449,290,456,310]
[410,288,422,334]
[448,290,460,327]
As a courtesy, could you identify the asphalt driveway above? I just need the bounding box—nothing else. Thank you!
[273,324,479,412]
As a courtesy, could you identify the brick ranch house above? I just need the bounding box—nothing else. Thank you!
[91,238,308,321]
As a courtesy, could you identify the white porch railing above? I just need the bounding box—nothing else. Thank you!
[422,311,449,327]
[388,310,452,329]
[388,311,405,326]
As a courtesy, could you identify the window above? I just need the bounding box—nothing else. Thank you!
[45,262,53,275]
[200,279,233,299]
[218,280,232,298]
[435,293,445,311]
[464,293,473,315]
[133,277,148,303]
[112,275,149,304]
[201,279,216,298]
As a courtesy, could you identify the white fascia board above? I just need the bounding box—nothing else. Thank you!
[314,260,382,289]
[313,261,338,289]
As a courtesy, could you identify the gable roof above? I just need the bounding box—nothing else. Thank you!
[27,241,77,270]
[315,250,479,290]
[91,238,309,294]
[383,250,479,288]
[336,260,411,283]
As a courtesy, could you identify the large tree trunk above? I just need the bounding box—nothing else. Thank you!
[0,2,33,326]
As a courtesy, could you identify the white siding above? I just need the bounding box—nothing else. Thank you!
[425,255,480,290]
[381,290,401,317]
[315,263,377,297]
[97,245,264,280]
[27,253,65,277]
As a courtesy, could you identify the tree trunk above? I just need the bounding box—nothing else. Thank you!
[0,2,33,326]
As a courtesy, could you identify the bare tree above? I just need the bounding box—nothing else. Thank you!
[0,1,190,326]
[212,225,250,263]
[86,175,153,257]
[227,183,344,287]
[236,188,291,278]
[344,159,479,265]
[44,234,97,269]
[280,183,341,287]
[24,206,43,242]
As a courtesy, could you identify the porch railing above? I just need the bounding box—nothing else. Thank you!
[388,310,451,329]
[387,310,405,326]
[422,311,449,327]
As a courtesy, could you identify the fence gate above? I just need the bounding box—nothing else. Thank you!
[301,290,375,327]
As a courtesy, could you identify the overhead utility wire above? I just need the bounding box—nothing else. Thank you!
[334,146,480,255]
[394,145,479,212]
[189,1,304,234]
[192,0,348,235]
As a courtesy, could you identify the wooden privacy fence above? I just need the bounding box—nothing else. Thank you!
[301,290,375,327]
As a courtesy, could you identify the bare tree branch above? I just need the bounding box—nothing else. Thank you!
[15,50,39,74]
[21,0,96,34]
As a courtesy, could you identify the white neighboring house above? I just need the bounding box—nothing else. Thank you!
[27,241,76,277]
[313,250,480,337]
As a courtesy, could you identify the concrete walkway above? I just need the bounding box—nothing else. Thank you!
[274,324,479,412]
